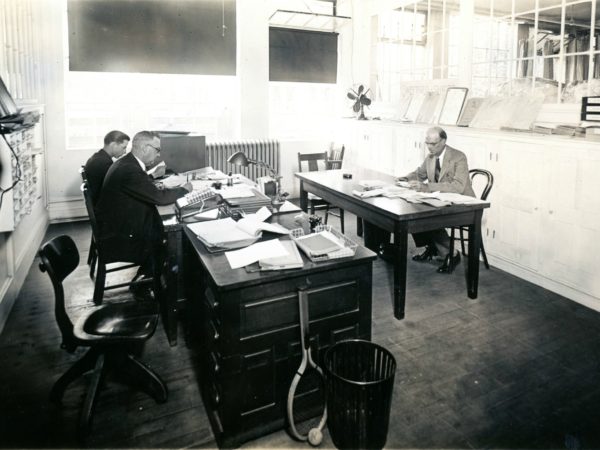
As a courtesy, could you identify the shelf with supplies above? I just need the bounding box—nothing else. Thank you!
[0,124,42,232]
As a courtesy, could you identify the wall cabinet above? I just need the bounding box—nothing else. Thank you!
[337,119,600,309]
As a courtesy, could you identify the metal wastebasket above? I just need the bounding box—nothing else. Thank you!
[324,340,397,450]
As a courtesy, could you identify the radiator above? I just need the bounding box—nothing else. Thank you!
[206,140,280,182]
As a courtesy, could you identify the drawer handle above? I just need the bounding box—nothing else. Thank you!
[211,352,220,373]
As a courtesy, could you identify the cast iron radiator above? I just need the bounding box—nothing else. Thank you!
[205,140,280,182]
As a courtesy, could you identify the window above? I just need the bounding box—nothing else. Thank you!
[372,1,460,104]
[67,0,236,76]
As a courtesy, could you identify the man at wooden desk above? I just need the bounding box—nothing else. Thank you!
[96,131,192,295]
[364,126,475,273]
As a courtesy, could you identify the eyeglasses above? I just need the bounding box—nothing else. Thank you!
[425,140,442,146]
[147,144,161,153]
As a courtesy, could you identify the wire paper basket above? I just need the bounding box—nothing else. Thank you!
[290,225,358,262]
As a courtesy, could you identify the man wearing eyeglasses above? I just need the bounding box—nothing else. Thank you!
[96,131,192,296]
[364,126,474,273]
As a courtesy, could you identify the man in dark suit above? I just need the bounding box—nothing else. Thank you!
[364,126,475,273]
[84,130,130,205]
[96,131,192,285]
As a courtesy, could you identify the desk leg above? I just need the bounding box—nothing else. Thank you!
[467,210,483,299]
[393,228,408,320]
[299,181,308,212]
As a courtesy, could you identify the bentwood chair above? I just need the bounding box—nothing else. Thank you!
[39,235,167,438]
[450,169,494,269]
[81,182,153,304]
[297,148,345,233]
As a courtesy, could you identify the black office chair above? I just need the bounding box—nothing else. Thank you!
[81,182,153,304]
[297,150,345,233]
[450,169,494,269]
[39,235,167,438]
[79,167,97,278]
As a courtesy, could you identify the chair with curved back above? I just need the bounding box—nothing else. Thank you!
[450,168,494,269]
[81,182,153,304]
[297,146,345,233]
[39,235,167,438]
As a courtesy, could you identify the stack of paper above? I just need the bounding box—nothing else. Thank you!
[358,180,387,190]
[294,230,345,258]
[223,188,273,214]
[187,207,289,251]
[258,240,303,270]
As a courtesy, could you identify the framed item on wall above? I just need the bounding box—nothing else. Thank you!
[438,87,468,126]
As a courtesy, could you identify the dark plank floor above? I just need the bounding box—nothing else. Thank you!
[2,214,600,449]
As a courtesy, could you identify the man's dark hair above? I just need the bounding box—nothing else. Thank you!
[439,129,447,140]
[104,130,130,146]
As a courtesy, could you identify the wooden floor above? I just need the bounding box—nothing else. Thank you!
[2,215,600,449]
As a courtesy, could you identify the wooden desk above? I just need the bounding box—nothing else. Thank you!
[183,213,376,448]
[296,168,490,320]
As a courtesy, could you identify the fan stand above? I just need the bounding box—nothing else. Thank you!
[357,104,367,120]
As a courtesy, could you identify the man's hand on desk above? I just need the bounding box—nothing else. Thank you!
[408,180,430,192]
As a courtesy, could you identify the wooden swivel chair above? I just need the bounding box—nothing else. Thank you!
[297,149,345,233]
[79,167,98,278]
[39,235,167,438]
[450,169,494,269]
[81,182,153,304]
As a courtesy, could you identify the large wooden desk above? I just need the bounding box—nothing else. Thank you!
[296,168,490,320]
[183,213,376,448]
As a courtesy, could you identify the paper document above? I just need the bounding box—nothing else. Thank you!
[358,180,387,190]
[258,240,303,270]
[147,161,166,177]
[353,189,384,199]
[294,230,344,257]
[194,208,220,220]
[225,239,288,269]
[161,174,187,188]
[279,201,302,212]
[219,185,256,199]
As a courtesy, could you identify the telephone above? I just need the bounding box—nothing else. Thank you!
[176,187,220,220]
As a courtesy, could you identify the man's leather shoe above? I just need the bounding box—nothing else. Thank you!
[412,246,438,262]
[437,252,461,273]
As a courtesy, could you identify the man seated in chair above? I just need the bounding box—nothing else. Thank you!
[84,130,130,205]
[96,131,192,295]
[363,126,475,273]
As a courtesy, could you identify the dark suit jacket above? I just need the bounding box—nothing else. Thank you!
[95,152,188,263]
[84,149,113,205]
[406,145,475,197]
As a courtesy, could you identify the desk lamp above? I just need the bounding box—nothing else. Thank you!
[227,151,288,210]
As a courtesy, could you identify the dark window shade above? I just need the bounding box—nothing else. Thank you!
[67,0,236,75]
[269,27,338,83]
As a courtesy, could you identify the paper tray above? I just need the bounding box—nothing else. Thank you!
[290,225,357,262]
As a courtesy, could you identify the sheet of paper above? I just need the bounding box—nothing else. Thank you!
[161,174,187,188]
[279,201,301,212]
[219,185,255,199]
[147,160,166,176]
[194,208,220,220]
[225,239,288,269]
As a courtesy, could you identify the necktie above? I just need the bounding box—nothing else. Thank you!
[434,157,441,182]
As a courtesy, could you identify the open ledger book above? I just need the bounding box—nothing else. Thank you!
[187,207,289,251]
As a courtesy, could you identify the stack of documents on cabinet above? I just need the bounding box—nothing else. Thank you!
[187,207,289,251]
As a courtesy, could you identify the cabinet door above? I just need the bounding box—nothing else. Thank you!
[485,140,543,272]
[536,147,600,298]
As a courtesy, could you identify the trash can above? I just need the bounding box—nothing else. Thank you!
[324,339,397,450]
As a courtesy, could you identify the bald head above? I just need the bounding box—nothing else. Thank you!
[425,127,447,157]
